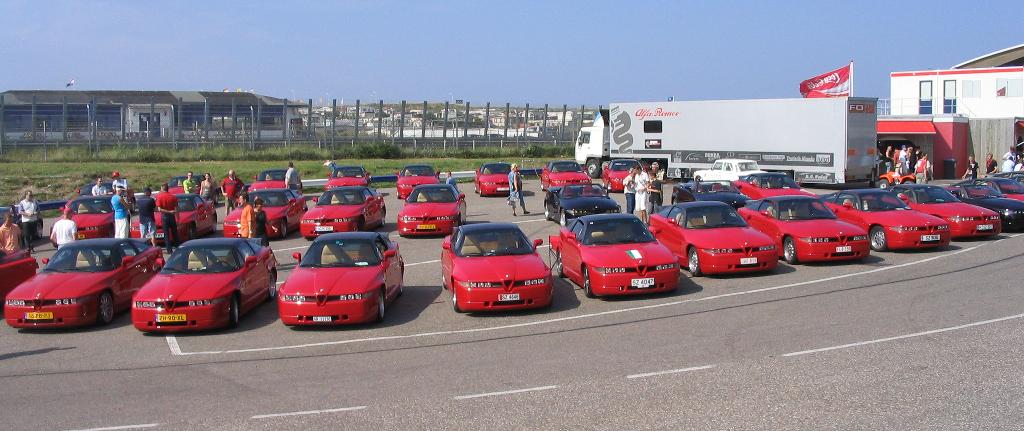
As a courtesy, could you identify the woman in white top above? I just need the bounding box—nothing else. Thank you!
[634,166,651,224]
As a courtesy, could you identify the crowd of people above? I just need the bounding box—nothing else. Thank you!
[881,144,933,181]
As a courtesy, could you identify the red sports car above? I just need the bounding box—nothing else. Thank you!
[397,184,466,237]
[396,164,440,200]
[890,184,1001,239]
[131,238,277,332]
[325,166,371,190]
[441,223,551,312]
[166,175,189,194]
[732,173,817,200]
[279,232,404,325]
[63,196,115,240]
[223,188,306,239]
[822,189,950,252]
[300,187,386,239]
[5,239,162,328]
[550,214,678,297]
[650,201,777,276]
[250,169,289,191]
[474,162,512,196]
[601,159,640,192]
[541,160,591,191]
[739,196,869,264]
[0,249,38,302]
[131,194,217,243]
[962,178,1024,201]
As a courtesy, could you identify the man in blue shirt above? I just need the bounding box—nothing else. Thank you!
[111,186,130,239]
[507,164,529,216]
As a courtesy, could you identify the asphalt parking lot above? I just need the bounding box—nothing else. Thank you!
[2,179,1024,430]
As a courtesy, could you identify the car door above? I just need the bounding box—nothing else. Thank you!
[378,236,400,299]
[236,243,265,310]
[115,241,145,306]
[832,193,865,228]
[192,196,211,234]
[440,231,457,289]
[560,220,586,282]
[745,201,777,238]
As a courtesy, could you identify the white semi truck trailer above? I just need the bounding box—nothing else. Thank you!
[575,97,879,185]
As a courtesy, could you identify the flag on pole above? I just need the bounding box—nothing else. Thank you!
[65,79,75,88]
[799,63,852,98]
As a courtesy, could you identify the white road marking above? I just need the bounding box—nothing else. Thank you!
[406,259,440,267]
[165,336,183,356]
[626,364,716,379]
[167,242,988,356]
[453,385,559,400]
[275,245,309,252]
[513,218,548,224]
[250,405,367,419]
[63,424,161,431]
[782,312,1024,357]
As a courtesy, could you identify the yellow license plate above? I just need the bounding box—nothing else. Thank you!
[25,312,53,320]
[417,224,437,230]
[76,233,86,239]
[156,314,187,323]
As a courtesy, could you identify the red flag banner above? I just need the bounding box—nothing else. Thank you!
[799,64,851,98]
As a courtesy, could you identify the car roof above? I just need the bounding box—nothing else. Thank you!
[576,213,638,223]
[458,222,520,233]
[761,195,819,202]
[260,169,288,173]
[250,188,291,193]
[671,201,732,209]
[312,232,381,242]
[62,238,130,247]
[747,172,787,177]
[180,238,250,247]
[325,186,368,192]
[838,189,895,196]
[403,164,434,169]
[412,184,455,191]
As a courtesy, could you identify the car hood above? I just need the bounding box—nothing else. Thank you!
[399,202,459,218]
[911,202,996,218]
[8,271,112,299]
[695,193,749,206]
[303,205,363,220]
[748,188,816,198]
[398,176,439,186]
[326,177,368,187]
[225,207,288,222]
[453,253,548,282]
[605,170,630,180]
[560,197,619,211]
[477,174,509,183]
[683,226,773,248]
[857,209,947,226]
[580,241,675,267]
[250,180,286,190]
[281,266,383,296]
[136,272,240,301]
[775,219,867,238]
[548,172,590,181]
[73,213,113,227]
[964,197,1024,211]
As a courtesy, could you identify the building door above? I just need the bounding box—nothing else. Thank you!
[139,113,161,138]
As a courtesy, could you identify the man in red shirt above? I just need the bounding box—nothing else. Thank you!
[155,184,180,253]
[221,169,245,213]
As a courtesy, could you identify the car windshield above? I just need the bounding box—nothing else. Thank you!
[859,192,909,211]
[167,177,186,187]
[250,191,290,207]
[964,185,1001,199]
[318,189,365,205]
[581,218,655,245]
[408,187,456,203]
[82,182,113,194]
[301,238,381,267]
[774,199,836,220]
[333,167,365,178]
[551,161,582,173]
[737,162,759,171]
[71,198,113,215]
[610,160,639,171]
[756,175,799,189]
[161,245,242,274]
[177,197,197,212]
[907,187,958,204]
[992,180,1024,194]
[481,164,511,175]
[457,229,533,257]
[694,182,739,193]
[259,170,287,181]
[561,184,606,199]
[43,245,119,272]
[681,205,747,229]
[403,165,435,176]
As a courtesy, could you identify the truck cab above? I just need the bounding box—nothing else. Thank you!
[691,159,765,182]
[575,109,609,178]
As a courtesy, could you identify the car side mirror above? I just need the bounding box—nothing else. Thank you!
[533,238,543,248]
[649,227,661,235]
[292,252,301,261]
[311,196,318,203]
[121,255,135,267]
[288,198,297,205]
[155,257,164,267]
[565,232,577,241]
[667,218,678,225]
[383,249,397,259]
[41,257,50,265]
[760,210,771,217]
[898,194,909,202]
[459,193,466,200]
[442,241,452,251]
[842,201,853,209]
[245,255,258,265]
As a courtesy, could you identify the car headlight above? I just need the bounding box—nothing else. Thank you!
[401,216,420,222]
[595,267,627,274]
[935,224,949,231]
[281,294,306,302]
[5,299,27,306]
[987,215,1001,221]
[756,245,775,251]
[461,281,496,288]
[134,301,158,308]
[301,219,316,224]
[703,248,733,254]
[436,215,458,221]
[654,263,676,271]
[224,221,240,227]
[53,298,78,305]
[946,216,964,223]
[187,298,226,307]
[333,217,357,223]
[339,293,372,301]
[522,277,547,286]
[801,237,832,243]
[851,235,868,241]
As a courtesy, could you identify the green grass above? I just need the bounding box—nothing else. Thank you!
[0,142,569,202]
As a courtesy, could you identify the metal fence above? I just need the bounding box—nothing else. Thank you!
[0,95,599,154]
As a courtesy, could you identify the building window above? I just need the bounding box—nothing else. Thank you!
[918,81,933,115]
[643,120,662,133]
[962,80,981,98]
[996,79,1023,97]
[943,80,956,114]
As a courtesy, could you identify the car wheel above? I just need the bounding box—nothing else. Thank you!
[783,237,799,265]
[452,285,465,314]
[870,226,888,252]
[267,271,278,302]
[552,250,564,278]
[544,203,552,221]
[878,178,891,189]
[375,289,386,323]
[688,247,703,277]
[96,291,114,325]
[586,159,601,179]
[227,294,240,329]
[357,216,366,231]
[582,266,595,298]
[279,221,288,238]
[188,223,197,240]
[560,212,567,227]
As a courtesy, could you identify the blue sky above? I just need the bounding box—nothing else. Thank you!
[0,0,1019,105]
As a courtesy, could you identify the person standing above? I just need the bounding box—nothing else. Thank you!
[111,171,128,191]
[507,164,528,216]
[285,161,302,192]
[985,153,998,175]
[649,161,664,214]
[962,155,979,180]
[155,184,180,253]
[18,191,39,253]
[200,173,215,204]
[49,209,77,249]
[136,187,157,247]
[323,159,338,174]
[623,166,638,216]
[221,170,244,213]
[111,186,130,239]
[251,197,269,246]
[915,154,930,183]
[181,171,198,195]
[238,192,254,239]
[908,149,919,176]
[634,165,651,224]
[445,171,458,190]
[884,145,895,172]
[0,213,22,253]
[1002,147,1017,173]
[91,177,109,196]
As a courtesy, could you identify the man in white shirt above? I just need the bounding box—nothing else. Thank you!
[18,191,39,253]
[285,161,302,192]
[111,171,128,191]
[91,178,109,196]
[50,209,78,249]
[634,167,651,224]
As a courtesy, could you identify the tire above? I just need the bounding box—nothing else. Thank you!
[357,216,366,232]
[878,178,891,189]
[227,294,240,329]
[869,226,888,252]
[582,266,595,298]
[96,291,114,325]
[375,289,386,323]
[278,221,288,239]
[559,211,567,227]
[544,203,552,221]
[783,237,799,265]
[188,223,197,241]
[266,271,278,302]
[552,250,564,278]
[687,247,703,277]
[451,285,465,314]
[586,159,601,179]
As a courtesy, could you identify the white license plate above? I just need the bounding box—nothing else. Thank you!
[631,277,655,288]
[496,187,509,191]
[497,293,520,302]
[739,257,758,265]
[314,226,334,232]
[921,234,941,242]
[155,232,164,239]
[312,316,333,322]
[835,246,852,253]
[977,224,993,231]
